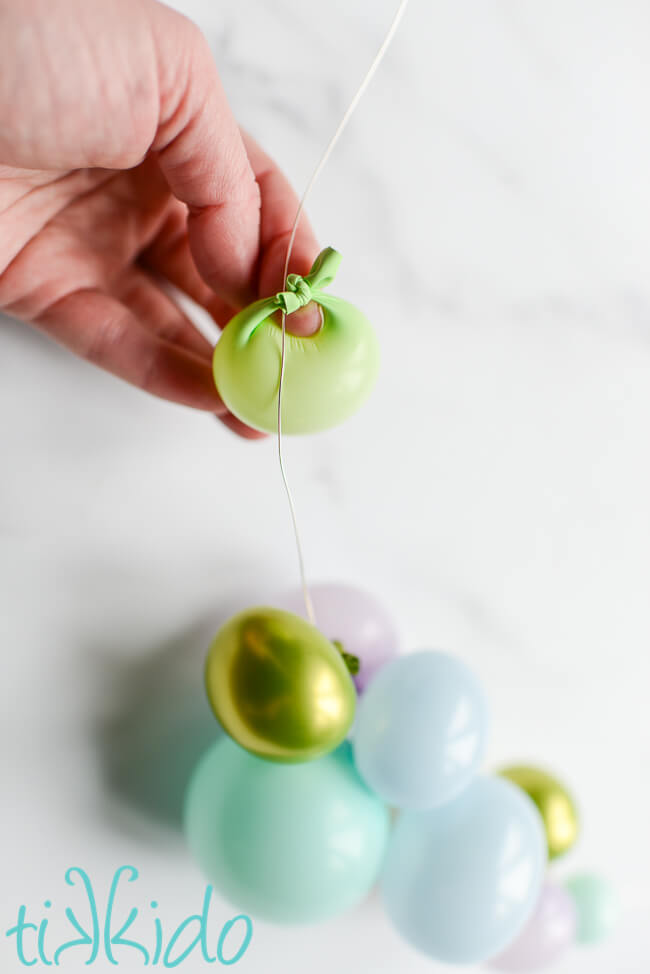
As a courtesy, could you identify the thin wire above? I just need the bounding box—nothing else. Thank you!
[276,0,410,627]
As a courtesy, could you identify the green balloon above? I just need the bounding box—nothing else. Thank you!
[212,248,380,434]
[565,873,618,945]
[184,737,390,923]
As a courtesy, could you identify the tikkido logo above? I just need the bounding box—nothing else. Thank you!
[5,866,253,967]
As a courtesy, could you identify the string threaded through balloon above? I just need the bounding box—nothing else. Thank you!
[276,0,410,626]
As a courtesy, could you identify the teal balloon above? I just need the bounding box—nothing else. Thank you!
[565,873,618,945]
[353,650,489,809]
[382,776,546,965]
[184,736,390,924]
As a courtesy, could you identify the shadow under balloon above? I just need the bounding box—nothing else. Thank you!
[93,611,235,836]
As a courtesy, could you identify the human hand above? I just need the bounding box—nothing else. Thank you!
[0,0,321,437]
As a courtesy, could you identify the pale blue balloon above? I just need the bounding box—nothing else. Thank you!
[353,650,488,809]
[382,776,546,965]
[184,736,390,924]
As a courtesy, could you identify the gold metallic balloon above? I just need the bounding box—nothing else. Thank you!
[499,765,579,861]
[205,607,356,763]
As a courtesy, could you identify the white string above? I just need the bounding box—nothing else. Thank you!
[277,0,410,627]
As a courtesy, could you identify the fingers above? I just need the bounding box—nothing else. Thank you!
[240,131,319,292]
[241,130,322,336]
[36,287,227,412]
[150,9,261,310]
[147,9,322,339]
[115,265,215,359]
[36,286,266,437]
[138,200,237,327]
[143,155,323,336]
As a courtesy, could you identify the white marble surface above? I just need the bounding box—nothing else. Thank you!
[1,1,650,971]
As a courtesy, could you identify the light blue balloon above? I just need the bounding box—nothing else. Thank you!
[184,736,390,924]
[382,776,546,965]
[565,873,618,945]
[353,650,488,809]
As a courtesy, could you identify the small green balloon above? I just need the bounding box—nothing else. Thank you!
[565,873,618,945]
[184,736,390,923]
[212,248,380,434]
[499,765,579,860]
[204,606,356,763]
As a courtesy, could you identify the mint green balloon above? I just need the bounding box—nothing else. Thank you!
[184,736,390,924]
[212,249,380,434]
[565,873,618,945]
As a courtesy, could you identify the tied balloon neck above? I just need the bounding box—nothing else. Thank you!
[274,247,342,316]
[332,640,360,677]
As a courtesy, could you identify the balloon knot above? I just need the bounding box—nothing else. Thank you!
[276,276,312,314]
[333,639,360,677]
[273,247,343,315]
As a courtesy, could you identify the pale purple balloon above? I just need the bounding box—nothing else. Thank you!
[279,582,400,692]
[490,881,577,972]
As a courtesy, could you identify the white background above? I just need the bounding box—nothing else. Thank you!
[1,1,649,971]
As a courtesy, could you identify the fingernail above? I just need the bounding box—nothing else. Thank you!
[285,302,323,337]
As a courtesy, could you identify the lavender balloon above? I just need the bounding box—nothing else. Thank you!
[279,582,399,692]
[490,882,577,972]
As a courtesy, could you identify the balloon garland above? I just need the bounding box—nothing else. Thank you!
[183,0,617,968]
[185,586,617,967]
